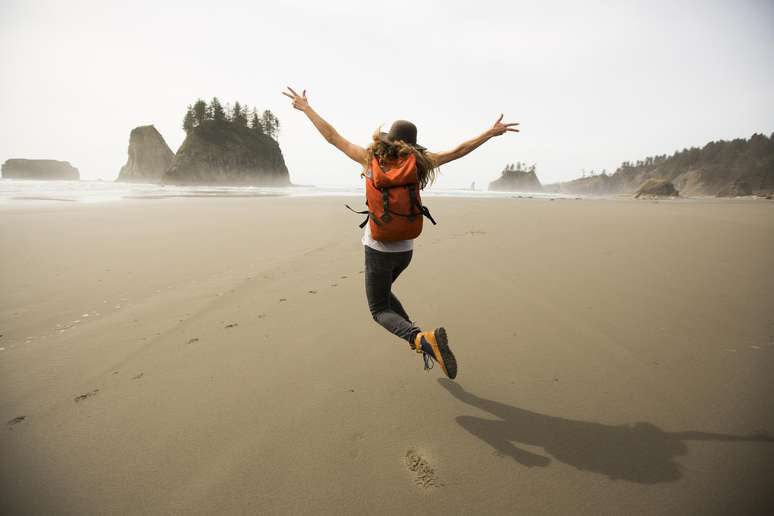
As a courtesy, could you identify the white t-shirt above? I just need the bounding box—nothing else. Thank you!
[362,221,414,252]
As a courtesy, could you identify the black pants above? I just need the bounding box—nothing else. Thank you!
[364,246,421,344]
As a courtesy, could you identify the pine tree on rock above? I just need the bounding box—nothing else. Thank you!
[232,101,247,127]
[241,104,251,127]
[210,97,226,122]
[183,105,196,133]
[250,108,264,135]
[192,99,208,125]
[262,110,279,140]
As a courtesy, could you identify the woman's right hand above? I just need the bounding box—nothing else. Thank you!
[282,87,310,112]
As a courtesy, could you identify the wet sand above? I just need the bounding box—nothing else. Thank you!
[1,196,773,515]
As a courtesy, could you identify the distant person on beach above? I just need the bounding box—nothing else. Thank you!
[283,87,519,379]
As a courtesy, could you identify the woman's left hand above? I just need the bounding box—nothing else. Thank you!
[489,114,519,136]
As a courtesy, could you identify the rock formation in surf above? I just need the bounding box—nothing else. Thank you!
[634,179,679,198]
[1,159,79,180]
[116,125,175,183]
[544,132,774,197]
[489,162,542,192]
[164,120,289,185]
[163,97,289,186]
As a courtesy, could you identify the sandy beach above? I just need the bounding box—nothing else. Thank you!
[1,195,773,515]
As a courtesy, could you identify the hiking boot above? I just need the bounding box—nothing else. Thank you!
[412,327,457,379]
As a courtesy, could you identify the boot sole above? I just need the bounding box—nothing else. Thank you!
[434,327,457,380]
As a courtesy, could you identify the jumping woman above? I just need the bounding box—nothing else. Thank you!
[282,87,519,380]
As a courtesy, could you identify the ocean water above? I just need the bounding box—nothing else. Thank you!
[0,178,572,205]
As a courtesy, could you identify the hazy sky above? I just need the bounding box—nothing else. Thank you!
[1,0,773,187]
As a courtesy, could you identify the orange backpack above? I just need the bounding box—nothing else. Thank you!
[347,154,436,241]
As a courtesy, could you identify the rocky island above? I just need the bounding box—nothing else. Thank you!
[162,98,290,186]
[489,162,542,192]
[634,179,679,199]
[2,159,79,180]
[116,125,175,183]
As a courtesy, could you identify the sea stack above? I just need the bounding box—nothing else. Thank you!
[489,163,542,192]
[116,125,175,183]
[1,159,79,180]
[634,179,679,199]
[163,120,290,186]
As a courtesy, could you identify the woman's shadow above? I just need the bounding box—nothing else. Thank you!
[438,379,773,484]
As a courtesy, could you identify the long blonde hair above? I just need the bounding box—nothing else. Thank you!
[365,127,439,189]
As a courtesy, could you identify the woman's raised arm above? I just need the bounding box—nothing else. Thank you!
[282,87,368,165]
[428,114,519,167]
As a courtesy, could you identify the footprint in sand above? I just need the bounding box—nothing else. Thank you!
[405,450,443,488]
[7,416,25,428]
[348,432,366,459]
[74,389,99,403]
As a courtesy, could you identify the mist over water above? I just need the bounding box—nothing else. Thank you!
[0,178,571,205]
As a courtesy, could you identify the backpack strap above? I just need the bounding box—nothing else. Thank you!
[345,204,367,215]
[421,205,437,225]
[345,204,381,228]
[407,184,419,222]
[365,184,437,225]
[380,188,392,223]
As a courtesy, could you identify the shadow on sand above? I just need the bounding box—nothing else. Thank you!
[439,379,773,484]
